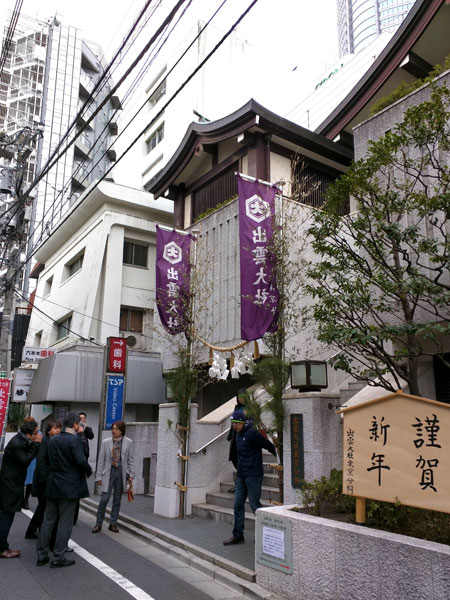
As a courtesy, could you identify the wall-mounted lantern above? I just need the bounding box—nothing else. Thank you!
[290,360,328,391]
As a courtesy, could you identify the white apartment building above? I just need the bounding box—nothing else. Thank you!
[112,12,261,192]
[0,12,119,253]
[24,180,172,442]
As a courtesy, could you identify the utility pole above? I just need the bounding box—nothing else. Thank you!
[0,127,41,455]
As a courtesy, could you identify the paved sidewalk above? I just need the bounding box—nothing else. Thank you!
[83,493,256,574]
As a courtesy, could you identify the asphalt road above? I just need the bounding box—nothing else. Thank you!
[0,508,231,600]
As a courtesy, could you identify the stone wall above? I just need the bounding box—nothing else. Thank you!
[125,422,158,495]
[256,505,450,600]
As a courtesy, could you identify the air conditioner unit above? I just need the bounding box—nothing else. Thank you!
[126,334,145,351]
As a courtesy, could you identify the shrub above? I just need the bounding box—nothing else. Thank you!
[295,469,450,544]
[369,53,450,116]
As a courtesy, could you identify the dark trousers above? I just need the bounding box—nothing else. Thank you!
[96,466,123,526]
[37,498,76,564]
[25,496,46,536]
[0,511,15,552]
[232,475,263,539]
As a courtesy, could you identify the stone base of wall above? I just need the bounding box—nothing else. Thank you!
[256,505,450,600]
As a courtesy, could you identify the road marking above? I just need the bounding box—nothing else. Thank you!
[21,512,155,600]
[69,540,156,600]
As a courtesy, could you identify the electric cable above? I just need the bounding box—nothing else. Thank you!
[21,0,190,203]
[14,287,103,346]
[23,289,156,344]
[27,0,157,187]
[23,0,228,249]
[43,0,196,223]
[0,0,260,293]
[0,0,24,76]
[0,1,166,259]
[13,0,181,243]
[11,0,195,250]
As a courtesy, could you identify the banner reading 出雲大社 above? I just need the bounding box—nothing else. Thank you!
[238,175,279,341]
[156,226,193,335]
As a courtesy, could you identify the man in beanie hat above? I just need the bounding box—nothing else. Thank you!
[223,408,276,546]
[226,388,248,493]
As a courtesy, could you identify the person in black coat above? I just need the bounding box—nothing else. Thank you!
[77,412,94,458]
[0,420,42,558]
[24,420,61,539]
[36,412,92,569]
[223,408,276,546]
[72,411,94,526]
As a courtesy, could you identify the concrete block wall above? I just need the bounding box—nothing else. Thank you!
[126,422,158,495]
[256,505,450,600]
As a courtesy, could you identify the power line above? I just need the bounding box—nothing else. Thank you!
[24,290,155,344]
[0,0,261,293]
[32,0,194,232]
[5,0,197,258]
[21,0,190,204]
[0,1,24,76]
[24,0,233,244]
[14,287,103,346]
[26,0,157,198]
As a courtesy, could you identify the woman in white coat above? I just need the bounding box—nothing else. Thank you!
[92,421,134,533]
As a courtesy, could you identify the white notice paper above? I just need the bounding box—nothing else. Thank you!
[262,526,285,560]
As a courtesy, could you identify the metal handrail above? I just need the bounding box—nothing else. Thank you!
[191,428,229,455]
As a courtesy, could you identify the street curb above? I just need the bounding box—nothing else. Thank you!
[80,498,285,600]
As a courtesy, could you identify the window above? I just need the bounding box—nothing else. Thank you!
[119,307,143,333]
[63,251,84,280]
[123,241,148,267]
[43,275,53,296]
[146,123,164,153]
[149,79,166,107]
[57,315,72,340]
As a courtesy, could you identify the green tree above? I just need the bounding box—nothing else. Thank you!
[305,80,450,397]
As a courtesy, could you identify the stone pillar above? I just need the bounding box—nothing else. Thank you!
[283,392,342,505]
[153,402,199,518]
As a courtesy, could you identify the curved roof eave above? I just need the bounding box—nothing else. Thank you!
[316,0,445,139]
[148,98,353,199]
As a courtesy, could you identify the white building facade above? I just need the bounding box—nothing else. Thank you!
[24,180,173,456]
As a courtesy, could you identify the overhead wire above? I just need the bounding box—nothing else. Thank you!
[20,289,156,345]
[15,0,186,247]
[27,0,158,191]
[24,0,229,251]
[21,0,190,203]
[40,0,191,229]
[1,0,261,294]
[14,287,103,346]
[0,0,166,269]
[0,0,24,76]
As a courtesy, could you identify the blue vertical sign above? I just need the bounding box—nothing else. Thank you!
[105,375,125,429]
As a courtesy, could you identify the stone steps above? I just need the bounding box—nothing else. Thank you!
[192,453,281,528]
[220,481,281,503]
[192,502,256,528]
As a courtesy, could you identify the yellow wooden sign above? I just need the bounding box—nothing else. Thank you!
[338,391,450,514]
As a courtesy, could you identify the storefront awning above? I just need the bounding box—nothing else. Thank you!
[27,345,165,405]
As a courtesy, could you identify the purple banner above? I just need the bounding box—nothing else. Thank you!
[156,226,193,335]
[238,175,279,341]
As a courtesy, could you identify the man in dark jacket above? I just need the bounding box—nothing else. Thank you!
[0,420,41,558]
[77,412,94,459]
[223,408,276,546]
[36,412,92,568]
